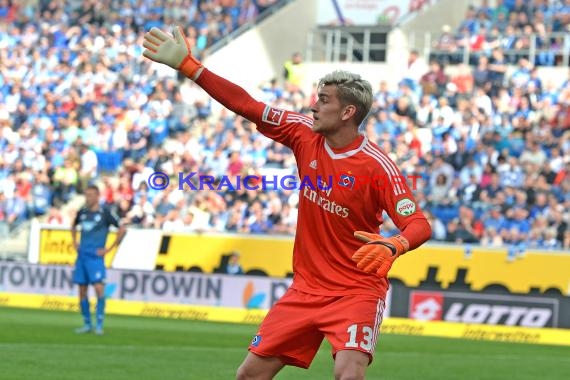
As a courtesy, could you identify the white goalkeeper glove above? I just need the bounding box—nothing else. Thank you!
[142,26,204,80]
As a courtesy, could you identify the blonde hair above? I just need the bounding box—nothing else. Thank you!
[318,70,373,126]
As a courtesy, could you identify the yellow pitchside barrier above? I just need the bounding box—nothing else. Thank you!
[2,292,570,347]
[29,224,570,296]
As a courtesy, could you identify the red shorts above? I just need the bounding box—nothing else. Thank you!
[248,287,386,369]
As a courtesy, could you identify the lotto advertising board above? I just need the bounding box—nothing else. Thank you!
[407,291,559,328]
[386,282,570,329]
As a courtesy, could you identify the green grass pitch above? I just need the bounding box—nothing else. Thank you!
[1,307,569,380]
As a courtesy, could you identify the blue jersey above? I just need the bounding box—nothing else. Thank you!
[73,206,119,258]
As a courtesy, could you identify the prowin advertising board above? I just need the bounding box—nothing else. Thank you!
[0,261,291,310]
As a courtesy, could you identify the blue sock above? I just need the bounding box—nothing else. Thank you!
[80,298,91,327]
[96,297,105,328]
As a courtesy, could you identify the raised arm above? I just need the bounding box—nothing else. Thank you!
[142,26,265,124]
[141,26,314,150]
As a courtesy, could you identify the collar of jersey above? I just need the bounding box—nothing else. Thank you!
[324,135,368,159]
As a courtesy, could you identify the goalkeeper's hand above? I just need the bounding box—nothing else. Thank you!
[351,231,410,277]
[142,26,204,80]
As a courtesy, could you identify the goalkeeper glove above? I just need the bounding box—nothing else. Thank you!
[142,26,204,80]
[351,231,410,277]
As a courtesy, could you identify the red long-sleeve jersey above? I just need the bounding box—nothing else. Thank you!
[195,69,431,299]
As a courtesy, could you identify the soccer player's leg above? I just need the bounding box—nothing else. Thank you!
[318,294,386,380]
[236,352,284,380]
[236,288,325,379]
[72,258,92,333]
[85,257,107,335]
[333,350,370,380]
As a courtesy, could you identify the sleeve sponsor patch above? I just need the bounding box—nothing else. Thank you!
[396,198,416,216]
[262,106,285,126]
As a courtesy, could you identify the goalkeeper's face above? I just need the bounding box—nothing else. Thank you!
[311,85,350,135]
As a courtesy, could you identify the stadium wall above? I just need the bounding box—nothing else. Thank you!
[201,0,448,98]
[27,224,570,296]
[204,44,570,110]
[398,0,471,53]
[203,0,318,95]
[200,0,570,106]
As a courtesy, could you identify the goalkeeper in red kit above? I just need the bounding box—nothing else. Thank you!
[142,27,431,380]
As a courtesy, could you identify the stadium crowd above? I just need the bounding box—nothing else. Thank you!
[433,0,570,66]
[0,0,569,252]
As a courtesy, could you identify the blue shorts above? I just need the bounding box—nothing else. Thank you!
[73,257,106,285]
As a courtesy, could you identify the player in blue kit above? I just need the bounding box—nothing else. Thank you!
[71,185,125,335]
